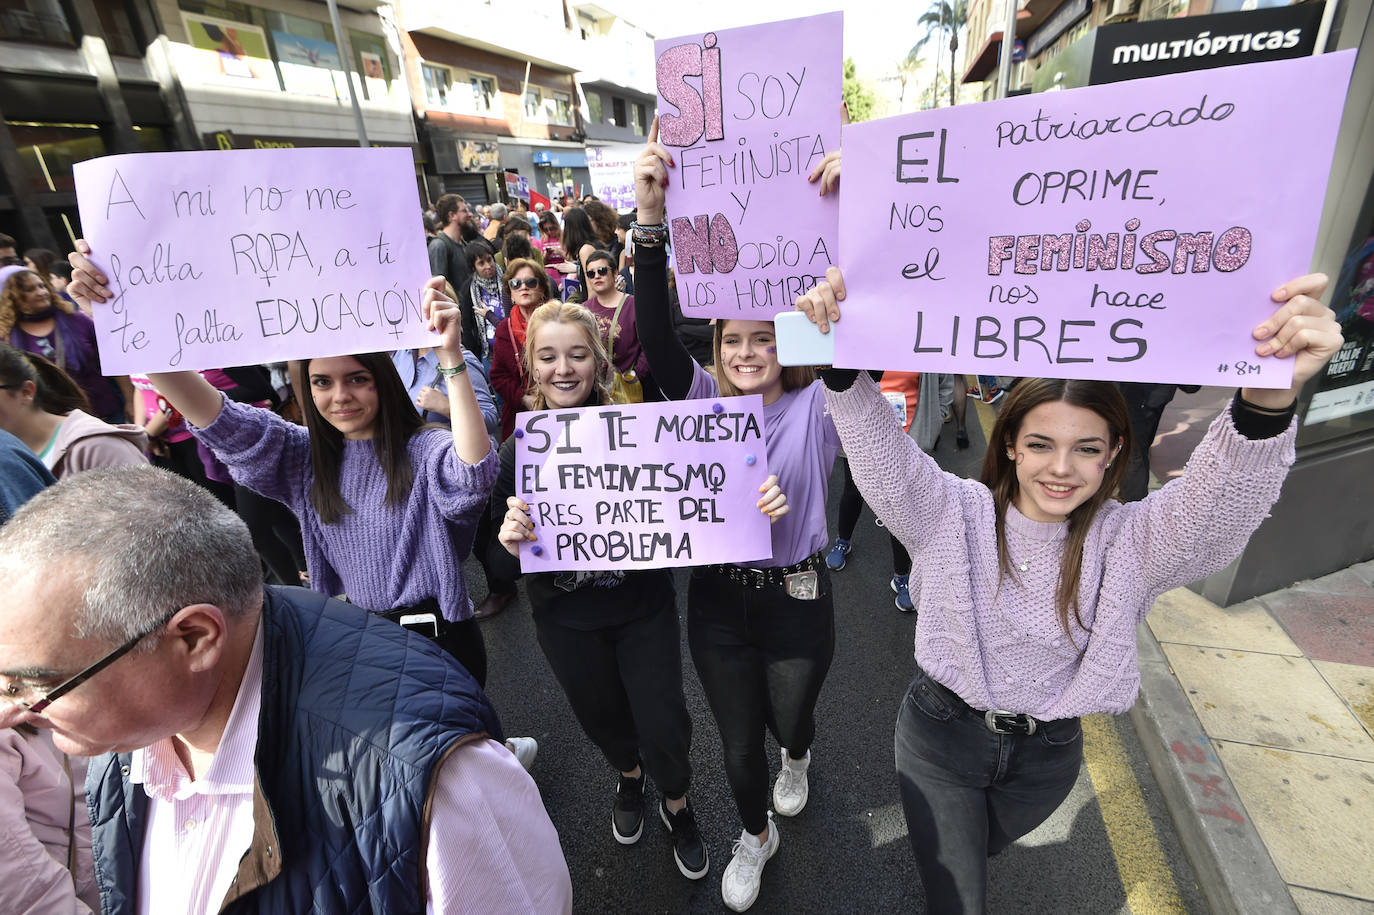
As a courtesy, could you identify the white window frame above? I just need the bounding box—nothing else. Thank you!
[466,70,501,118]
[547,90,573,126]
[524,85,544,121]
[421,62,453,109]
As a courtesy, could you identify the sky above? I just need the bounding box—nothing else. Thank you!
[623,0,933,82]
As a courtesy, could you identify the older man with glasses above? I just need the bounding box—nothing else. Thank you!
[0,465,572,914]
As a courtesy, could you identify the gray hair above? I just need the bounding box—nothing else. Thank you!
[489,203,508,221]
[0,466,262,646]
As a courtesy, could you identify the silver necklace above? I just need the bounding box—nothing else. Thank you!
[1009,531,1061,572]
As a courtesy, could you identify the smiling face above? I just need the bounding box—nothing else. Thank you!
[308,356,380,440]
[508,266,545,313]
[1007,400,1119,522]
[718,320,783,402]
[11,271,51,315]
[474,253,496,280]
[586,255,615,296]
[532,320,598,408]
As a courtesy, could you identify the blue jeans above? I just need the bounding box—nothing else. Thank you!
[895,668,1083,914]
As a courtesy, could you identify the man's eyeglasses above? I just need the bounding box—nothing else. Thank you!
[2,606,180,714]
[587,266,612,278]
[508,277,541,291]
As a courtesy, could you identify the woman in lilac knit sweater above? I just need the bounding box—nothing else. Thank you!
[795,257,1341,910]
[66,249,498,683]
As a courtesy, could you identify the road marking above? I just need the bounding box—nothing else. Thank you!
[1083,714,1188,914]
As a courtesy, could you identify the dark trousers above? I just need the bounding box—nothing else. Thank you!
[232,483,306,585]
[535,605,692,798]
[688,566,836,835]
[837,458,911,572]
[1117,382,1178,502]
[895,668,1084,914]
[382,607,488,688]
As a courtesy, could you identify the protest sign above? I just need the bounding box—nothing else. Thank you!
[515,397,773,572]
[73,146,436,375]
[834,52,1356,389]
[504,171,530,202]
[587,146,639,211]
[655,12,842,320]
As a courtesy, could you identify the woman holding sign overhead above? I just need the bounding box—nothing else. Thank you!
[792,156,1343,913]
[632,122,842,913]
[492,301,780,881]
[63,246,517,704]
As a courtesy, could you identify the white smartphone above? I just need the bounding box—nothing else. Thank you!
[773,310,836,367]
[398,612,440,639]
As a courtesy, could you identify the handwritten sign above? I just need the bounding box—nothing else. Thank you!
[515,397,772,572]
[73,147,436,375]
[655,12,841,320]
[586,146,639,212]
[834,52,1356,388]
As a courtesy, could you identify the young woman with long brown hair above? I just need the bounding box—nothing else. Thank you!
[795,194,1343,910]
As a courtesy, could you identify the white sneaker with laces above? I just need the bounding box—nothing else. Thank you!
[772,748,810,816]
[505,736,538,771]
[721,816,779,912]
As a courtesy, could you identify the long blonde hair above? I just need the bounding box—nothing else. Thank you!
[521,301,614,410]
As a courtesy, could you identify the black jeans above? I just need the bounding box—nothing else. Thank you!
[837,457,911,572]
[688,565,836,835]
[381,605,488,688]
[535,605,692,798]
[895,668,1083,914]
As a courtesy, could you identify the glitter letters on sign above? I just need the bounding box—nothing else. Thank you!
[833,52,1356,388]
[654,13,842,321]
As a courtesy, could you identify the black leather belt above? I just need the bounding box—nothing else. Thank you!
[923,669,1045,735]
[703,550,825,589]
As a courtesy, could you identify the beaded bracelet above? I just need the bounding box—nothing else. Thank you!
[630,222,668,247]
[436,362,468,377]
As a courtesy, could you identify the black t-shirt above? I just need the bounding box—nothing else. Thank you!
[489,435,675,630]
[428,233,470,295]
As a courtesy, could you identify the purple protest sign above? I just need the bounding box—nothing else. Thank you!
[834,52,1356,389]
[73,147,436,375]
[655,12,841,320]
[515,397,773,572]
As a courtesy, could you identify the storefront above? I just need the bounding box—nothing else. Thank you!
[531,147,590,204]
[422,127,501,205]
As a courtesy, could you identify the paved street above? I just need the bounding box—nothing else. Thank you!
[471,397,1210,913]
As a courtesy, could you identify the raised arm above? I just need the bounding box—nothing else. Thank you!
[1125,273,1342,598]
[422,277,494,466]
[630,119,699,400]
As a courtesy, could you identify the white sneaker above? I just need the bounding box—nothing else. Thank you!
[772,748,810,816]
[721,816,779,912]
[505,736,538,771]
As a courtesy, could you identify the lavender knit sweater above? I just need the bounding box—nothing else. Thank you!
[192,396,497,620]
[825,374,1296,718]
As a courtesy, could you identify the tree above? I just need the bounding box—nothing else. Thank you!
[909,0,972,108]
[842,57,875,123]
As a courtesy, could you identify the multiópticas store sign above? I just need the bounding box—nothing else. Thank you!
[1089,4,1323,84]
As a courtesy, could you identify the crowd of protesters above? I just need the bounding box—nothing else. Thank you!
[0,113,1345,915]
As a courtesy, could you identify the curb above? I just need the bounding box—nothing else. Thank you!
[1129,623,1299,915]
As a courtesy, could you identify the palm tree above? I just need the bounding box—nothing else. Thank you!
[909,0,972,108]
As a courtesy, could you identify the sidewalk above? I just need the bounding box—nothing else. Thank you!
[1132,561,1374,914]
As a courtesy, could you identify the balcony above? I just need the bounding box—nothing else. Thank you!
[402,0,583,72]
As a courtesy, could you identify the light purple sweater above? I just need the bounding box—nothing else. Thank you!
[193,396,497,620]
[825,374,1296,718]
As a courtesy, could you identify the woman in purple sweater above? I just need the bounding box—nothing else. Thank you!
[66,249,498,684]
[794,216,1343,908]
[634,125,840,913]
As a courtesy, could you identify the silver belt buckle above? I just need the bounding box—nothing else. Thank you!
[984,710,1036,735]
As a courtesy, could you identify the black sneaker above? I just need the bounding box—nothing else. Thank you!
[659,797,709,879]
[612,772,644,844]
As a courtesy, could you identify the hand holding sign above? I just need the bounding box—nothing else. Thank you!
[1246,273,1341,408]
[420,275,464,359]
[634,117,673,225]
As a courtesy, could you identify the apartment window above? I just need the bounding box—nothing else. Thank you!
[0,0,75,44]
[587,92,603,124]
[422,63,452,108]
[469,73,499,115]
[548,91,572,126]
[632,102,647,135]
[525,86,543,119]
[92,0,142,56]
[611,96,627,128]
